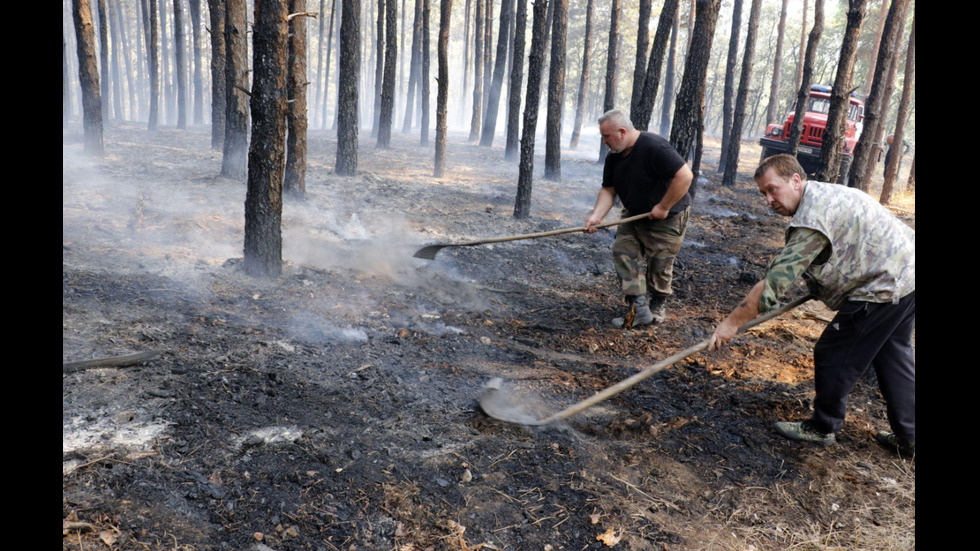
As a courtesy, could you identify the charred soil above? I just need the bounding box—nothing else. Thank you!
[64,123,915,550]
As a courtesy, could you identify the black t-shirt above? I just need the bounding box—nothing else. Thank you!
[602,131,690,216]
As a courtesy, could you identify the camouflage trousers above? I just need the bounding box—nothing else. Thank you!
[612,207,690,297]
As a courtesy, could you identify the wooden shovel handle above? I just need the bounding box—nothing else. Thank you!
[455,212,651,246]
[538,295,813,425]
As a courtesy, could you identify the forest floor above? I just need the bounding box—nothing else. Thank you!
[63,121,915,551]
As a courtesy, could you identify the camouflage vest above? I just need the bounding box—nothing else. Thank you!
[788,181,915,310]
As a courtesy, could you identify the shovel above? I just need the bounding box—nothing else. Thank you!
[479,295,812,426]
[413,212,651,260]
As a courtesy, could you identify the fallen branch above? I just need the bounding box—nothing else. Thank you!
[63,351,160,373]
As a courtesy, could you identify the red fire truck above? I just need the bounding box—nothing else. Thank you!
[758,84,865,179]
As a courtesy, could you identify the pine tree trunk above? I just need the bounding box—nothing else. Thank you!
[372,0,385,137]
[658,5,679,137]
[285,0,310,198]
[147,0,161,131]
[629,0,651,122]
[815,0,866,184]
[106,0,124,121]
[543,0,567,181]
[633,0,679,131]
[721,0,761,187]
[786,0,823,156]
[97,0,111,124]
[480,0,516,147]
[324,0,338,129]
[377,0,398,148]
[795,0,807,91]
[880,12,914,205]
[207,0,226,148]
[514,0,549,218]
[402,0,422,133]
[419,0,431,145]
[73,0,104,155]
[244,0,289,279]
[765,0,788,126]
[849,0,910,191]
[222,0,250,180]
[188,0,205,124]
[669,0,720,161]
[468,0,485,141]
[335,0,360,176]
[568,0,594,149]
[717,0,742,172]
[173,0,188,129]
[504,0,528,160]
[434,0,452,176]
[598,0,620,163]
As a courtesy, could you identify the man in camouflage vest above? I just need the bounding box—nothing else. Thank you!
[585,110,694,328]
[708,154,915,457]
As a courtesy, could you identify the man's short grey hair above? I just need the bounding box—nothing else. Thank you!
[598,109,634,130]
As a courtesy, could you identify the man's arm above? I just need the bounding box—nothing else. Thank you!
[584,186,617,233]
[649,163,693,220]
[708,228,830,351]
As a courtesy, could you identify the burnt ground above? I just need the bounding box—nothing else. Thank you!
[63,122,915,551]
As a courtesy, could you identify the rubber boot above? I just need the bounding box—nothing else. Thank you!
[612,295,654,329]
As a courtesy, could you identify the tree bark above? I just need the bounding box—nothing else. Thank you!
[717,0,742,172]
[174,0,188,129]
[815,0,866,184]
[543,0,567,181]
[207,0,226,149]
[335,0,360,176]
[222,0,250,180]
[633,0,680,132]
[880,12,914,205]
[598,0,620,163]
[480,0,516,147]
[188,0,205,124]
[669,0,721,162]
[434,0,452,177]
[285,0,310,198]
[568,0,594,149]
[419,0,431,145]
[372,0,385,137]
[504,0,528,160]
[795,0,807,91]
[514,0,549,218]
[468,0,485,141]
[73,0,104,155]
[658,4,680,137]
[147,0,161,131]
[862,0,889,96]
[402,0,422,133]
[376,0,397,148]
[847,0,910,191]
[244,0,289,279]
[97,0,111,124]
[765,0,788,125]
[721,0,761,187]
[786,0,823,156]
[629,0,652,122]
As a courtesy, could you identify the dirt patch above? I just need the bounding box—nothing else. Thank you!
[64,123,914,550]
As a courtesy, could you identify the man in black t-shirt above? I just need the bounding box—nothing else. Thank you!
[585,110,694,328]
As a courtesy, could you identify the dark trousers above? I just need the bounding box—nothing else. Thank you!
[810,291,916,441]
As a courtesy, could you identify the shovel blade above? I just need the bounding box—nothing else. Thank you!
[412,244,446,260]
[478,378,549,425]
